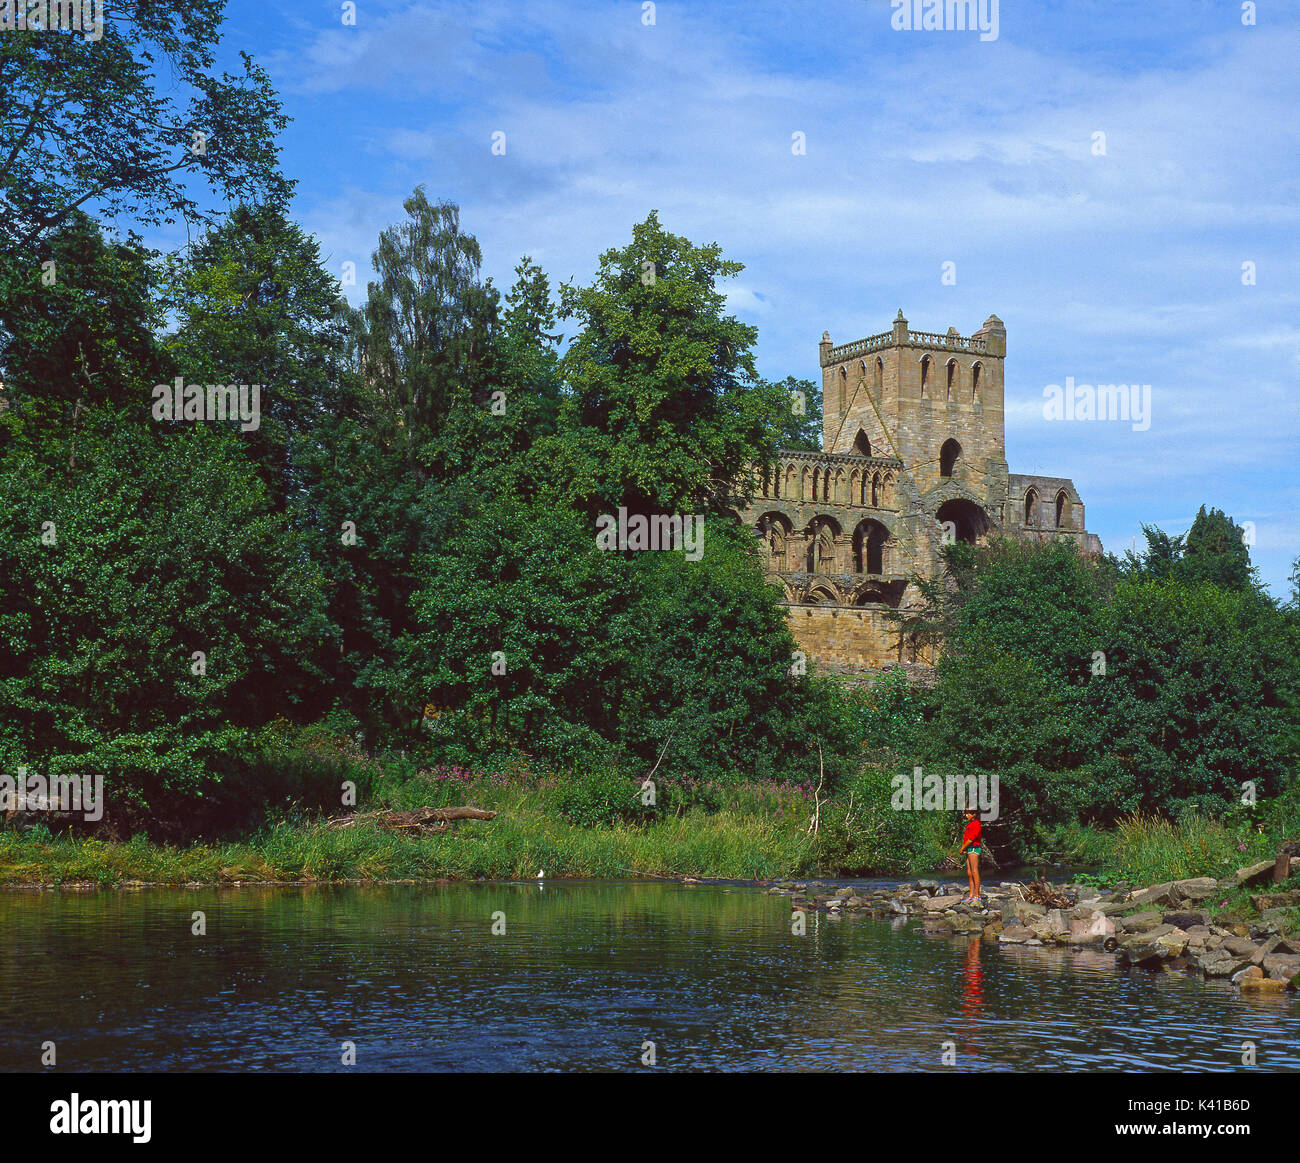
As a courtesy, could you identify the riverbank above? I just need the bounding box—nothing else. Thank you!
[779,856,1300,994]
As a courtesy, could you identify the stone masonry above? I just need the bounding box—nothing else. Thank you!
[737,311,1102,680]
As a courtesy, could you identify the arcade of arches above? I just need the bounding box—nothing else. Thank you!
[735,312,1101,681]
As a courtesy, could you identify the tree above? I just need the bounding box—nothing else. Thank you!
[0,414,329,826]
[163,204,353,509]
[0,2,290,256]
[0,212,170,419]
[1179,505,1257,594]
[552,210,786,517]
[352,188,498,480]
[770,375,823,452]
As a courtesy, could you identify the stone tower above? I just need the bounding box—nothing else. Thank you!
[739,313,1100,680]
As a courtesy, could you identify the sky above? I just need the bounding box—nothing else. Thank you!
[206,0,1299,595]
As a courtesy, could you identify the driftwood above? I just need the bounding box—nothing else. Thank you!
[1019,879,1072,909]
[327,806,497,834]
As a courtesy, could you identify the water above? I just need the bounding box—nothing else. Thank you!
[2,881,1297,1072]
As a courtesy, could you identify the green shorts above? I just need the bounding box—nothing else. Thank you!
[966,846,982,856]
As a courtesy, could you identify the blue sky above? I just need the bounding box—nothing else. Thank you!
[209,0,1299,595]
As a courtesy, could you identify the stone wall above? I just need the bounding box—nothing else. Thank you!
[738,312,1100,685]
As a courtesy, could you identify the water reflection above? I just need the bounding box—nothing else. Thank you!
[0,882,1295,1072]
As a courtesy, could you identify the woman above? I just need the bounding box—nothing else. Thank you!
[961,809,983,904]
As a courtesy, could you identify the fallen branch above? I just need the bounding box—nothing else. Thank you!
[327,806,497,834]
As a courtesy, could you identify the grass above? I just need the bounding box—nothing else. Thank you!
[0,773,823,886]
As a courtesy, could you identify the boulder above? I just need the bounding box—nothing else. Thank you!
[1198,950,1252,978]
[1127,882,1175,908]
[1262,953,1300,984]
[1120,910,1165,933]
[834,887,856,899]
[1272,934,1300,955]
[1000,899,1046,925]
[1239,977,1286,993]
[950,915,982,933]
[1232,965,1263,984]
[1171,877,1219,903]
[1250,891,1300,911]
[1119,925,1184,965]
[1069,910,1116,945]
[1233,861,1275,887]
[999,924,1037,945]
[1222,936,1260,958]
[924,894,965,911]
[1163,910,1209,930]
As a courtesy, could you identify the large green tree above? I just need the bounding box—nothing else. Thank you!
[0,2,289,257]
[552,210,786,517]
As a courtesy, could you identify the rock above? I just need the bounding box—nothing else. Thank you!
[917,879,941,891]
[1239,977,1286,993]
[1127,882,1174,908]
[833,887,855,898]
[1163,910,1209,930]
[1171,877,1219,903]
[999,924,1036,944]
[1260,907,1295,926]
[1232,965,1263,984]
[1250,891,1300,911]
[1262,953,1300,984]
[924,894,965,911]
[1198,950,1252,978]
[1000,900,1046,925]
[1120,910,1165,933]
[888,899,908,915]
[1272,934,1300,955]
[1069,910,1116,945]
[950,915,982,933]
[1233,860,1274,886]
[1118,925,1185,966]
[1222,936,1259,957]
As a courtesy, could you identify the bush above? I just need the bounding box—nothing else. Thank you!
[549,757,654,828]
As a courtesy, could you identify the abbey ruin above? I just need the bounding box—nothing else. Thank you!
[739,311,1102,678]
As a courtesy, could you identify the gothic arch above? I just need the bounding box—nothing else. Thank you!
[1055,489,1070,529]
[920,355,931,398]
[946,358,958,402]
[971,361,982,404]
[939,438,962,478]
[757,512,793,570]
[937,498,990,545]
[1024,487,1038,527]
[804,515,842,573]
[853,429,872,456]
[853,518,890,574]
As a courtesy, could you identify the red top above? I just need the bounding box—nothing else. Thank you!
[962,818,982,849]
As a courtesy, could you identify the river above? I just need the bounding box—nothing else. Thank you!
[2,881,1297,1071]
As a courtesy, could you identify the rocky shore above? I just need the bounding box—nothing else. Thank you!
[767,856,1300,995]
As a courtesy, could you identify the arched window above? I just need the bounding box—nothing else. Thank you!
[946,359,958,402]
[939,438,961,478]
[920,355,931,398]
[853,520,888,574]
[838,366,847,412]
[1024,488,1038,527]
[1055,490,1069,528]
[871,472,881,507]
[875,357,884,392]
[971,361,982,404]
[853,430,871,457]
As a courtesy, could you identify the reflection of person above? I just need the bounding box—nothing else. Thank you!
[961,810,982,903]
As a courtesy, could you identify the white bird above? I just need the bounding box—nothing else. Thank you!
[536,869,545,880]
